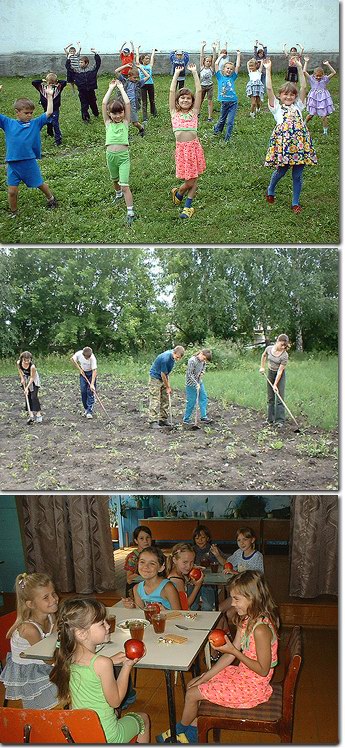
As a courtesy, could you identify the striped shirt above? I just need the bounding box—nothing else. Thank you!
[68,53,81,71]
[186,355,206,387]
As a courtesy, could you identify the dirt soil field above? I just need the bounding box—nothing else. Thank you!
[0,375,338,492]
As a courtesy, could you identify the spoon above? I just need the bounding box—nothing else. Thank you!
[175,624,210,631]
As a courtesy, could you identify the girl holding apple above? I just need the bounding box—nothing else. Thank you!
[50,598,150,744]
[167,542,205,609]
[214,527,264,632]
[157,571,279,744]
[131,547,181,610]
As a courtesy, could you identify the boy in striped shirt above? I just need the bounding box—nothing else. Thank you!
[183,349,212,427]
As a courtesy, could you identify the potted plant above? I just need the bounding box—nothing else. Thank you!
[108,499,119,541]
[204,497,214,519]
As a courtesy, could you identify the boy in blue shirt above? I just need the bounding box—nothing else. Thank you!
[214,49,241,142]
[170,50,190,90]
[148,345,185,429]
[0,87,57,218]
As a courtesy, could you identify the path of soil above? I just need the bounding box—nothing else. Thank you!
[0,375,338,492]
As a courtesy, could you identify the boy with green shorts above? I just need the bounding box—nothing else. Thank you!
[102,79,136,225]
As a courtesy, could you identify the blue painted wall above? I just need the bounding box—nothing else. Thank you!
[0,496,26,600]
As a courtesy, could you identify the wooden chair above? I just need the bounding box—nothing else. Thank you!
[197,626,302,744]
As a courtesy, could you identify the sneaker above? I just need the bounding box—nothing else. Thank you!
[149,422,163,429]
[35,415,43,423]
[46,196,58,209]
[180,207,195,219]
[291,205,302,214]
[86,413,93,419]
[113,191,124,202]
[83,410,88,417]
[200,417,212,424]
[275,422,285,428]
[126,213,137,226]
[207,117,213,122]
[171,187,182,206]
[10,211,17,219]
[27,416,35,425]
[138,127,145,137]
[265,194,275,204]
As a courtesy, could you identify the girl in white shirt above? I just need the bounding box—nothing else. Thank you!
[246,58,265,117]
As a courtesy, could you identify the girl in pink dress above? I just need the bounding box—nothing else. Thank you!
[303,57,337,136]
[169,63,206,219]
[157,570,279,744]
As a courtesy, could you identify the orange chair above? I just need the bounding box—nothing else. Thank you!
[0,706,139,743]
[197,626,302,744]
[0,707,107,743]
[0,611,16,669]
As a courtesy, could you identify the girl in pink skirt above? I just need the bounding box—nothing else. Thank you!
[303,57,337,136]
[157,570,279,744]
[169,63,206,219]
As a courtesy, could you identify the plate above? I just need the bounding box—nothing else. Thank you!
[117,619,149,631]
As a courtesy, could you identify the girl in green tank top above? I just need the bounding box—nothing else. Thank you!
[102,78,136,226]
[50,598,149,743]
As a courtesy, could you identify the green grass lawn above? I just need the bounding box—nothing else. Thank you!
[0,73,339,244]
[0,351,337,430]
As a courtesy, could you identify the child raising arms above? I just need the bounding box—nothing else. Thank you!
[102,79,136,225]
[246,58,264,118]
[264,57,317,213]
[0,573,59,708]
[50,598,150,743]
[158,570,279,743]
[213,49,241,142]
[169,63,206,219]
[124,547,181,610]
[303,57,336,135]
[199,41,217,121]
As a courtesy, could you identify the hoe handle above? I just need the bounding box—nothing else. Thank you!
[265,375,299,427]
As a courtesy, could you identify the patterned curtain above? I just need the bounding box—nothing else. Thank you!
[289,496,338,597]
[17,496,116,594]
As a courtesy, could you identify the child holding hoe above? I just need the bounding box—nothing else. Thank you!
[0,87,57,217]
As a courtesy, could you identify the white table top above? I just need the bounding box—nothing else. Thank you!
[21,607,221,672]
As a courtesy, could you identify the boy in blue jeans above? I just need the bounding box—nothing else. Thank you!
[214,49,241,141]
[0,87,57,217]
[183,349,212,428]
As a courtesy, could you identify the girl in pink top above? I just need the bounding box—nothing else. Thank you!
[158,570,279,744]
[169,63,206,219]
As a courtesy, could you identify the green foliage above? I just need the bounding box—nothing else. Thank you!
[0,74,339,244]
[296,436,337,458]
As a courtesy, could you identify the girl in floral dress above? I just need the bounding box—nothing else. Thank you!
[157,570,279,744]
[263,57,317,214]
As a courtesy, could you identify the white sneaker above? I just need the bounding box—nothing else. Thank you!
[86,413,93,419]
[35,415,43,423]
[83,409,88,417]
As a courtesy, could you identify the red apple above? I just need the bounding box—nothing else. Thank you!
[224,562,234,572]
[124,638,145,660]
[189,567,202,581]
[208,629,227,648]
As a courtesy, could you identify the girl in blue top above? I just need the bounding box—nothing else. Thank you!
[135,46,158,121]
[125,547,181,610]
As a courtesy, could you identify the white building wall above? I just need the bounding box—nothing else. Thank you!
[0,0,339,54]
